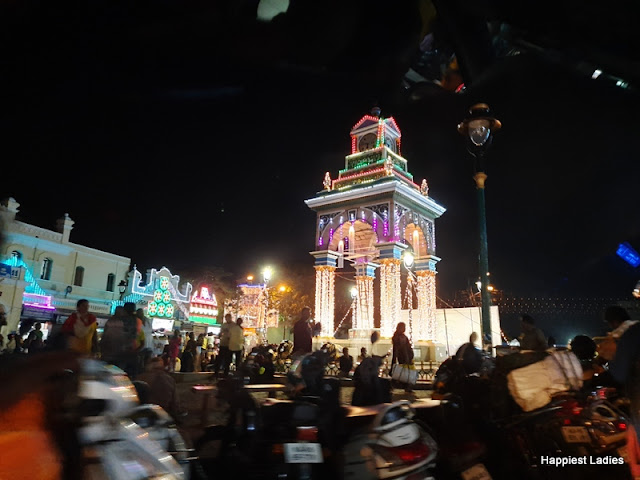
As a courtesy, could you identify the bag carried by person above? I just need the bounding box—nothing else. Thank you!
[391,363,418,385]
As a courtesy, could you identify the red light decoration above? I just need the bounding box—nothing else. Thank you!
[351,115,380,131]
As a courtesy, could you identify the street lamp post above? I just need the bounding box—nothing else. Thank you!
[118,280,127,301]
[403,250,415,342]
[458,103,501,347]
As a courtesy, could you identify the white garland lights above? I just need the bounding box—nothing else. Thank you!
[379,258,401,338]
[354,274,374,330]
[314,266,336,337]
[416,270,437,341]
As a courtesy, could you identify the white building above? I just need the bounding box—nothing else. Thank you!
[0,197,131,336]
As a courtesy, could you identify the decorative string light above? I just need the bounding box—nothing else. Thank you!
[333,297,356,337]
[416,270,437,340]
[314,265,336,337]
[354,274,375,330]
[379,258,401,338]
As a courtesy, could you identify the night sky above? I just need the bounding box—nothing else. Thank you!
[3,1,640,338]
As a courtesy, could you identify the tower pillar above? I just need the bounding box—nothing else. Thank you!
[351,262,377,334]
[414,256,440,341]
[377,242,407,338]
[310,251,339,338]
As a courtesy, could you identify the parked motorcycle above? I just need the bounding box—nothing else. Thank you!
[433,350,630,480]
[194,346,439,480]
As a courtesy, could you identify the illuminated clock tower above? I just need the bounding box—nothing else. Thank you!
[305,108,446,340]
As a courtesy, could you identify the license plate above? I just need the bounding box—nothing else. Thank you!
[461,463,492,480]
[284,443,323,463]
[562,426,591,443]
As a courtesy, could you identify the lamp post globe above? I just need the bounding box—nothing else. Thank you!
[458,103,501,348]
[262,266,273,285]
[350,286,358,299]
[403,251,415,269]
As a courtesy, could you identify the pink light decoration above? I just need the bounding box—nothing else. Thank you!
[318,235,324,246]
[23,293,56,310]
[351,135,357,154]
[383,220,389,238]
[329,228,334,244]
[23,302,56,310]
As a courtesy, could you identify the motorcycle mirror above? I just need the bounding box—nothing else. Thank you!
[371,331,380,345]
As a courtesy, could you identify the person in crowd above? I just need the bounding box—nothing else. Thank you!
[392,322,414,366]
[605,305,638,339]
[25,321,44,354]
[61,299,98,356]
[391,322,414,392]
[100,302,140,377]
[214,314,235,378]
[137,308,154,369]
[135,357,182,420]
[339,347,353,377]
[195,333,205,372]
[599,310,640,479]
[168,329,182,372]
[357,347,368,363]
[293,306,313,355]
[547,335,557,348]
[229,317,245,373]
[518,314,548,351]
[597,305,639,368]
[181,332,197,373]
[4,333,17,354]
[455,331,483,374]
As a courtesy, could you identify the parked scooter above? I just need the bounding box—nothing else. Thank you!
[76,358,194,479]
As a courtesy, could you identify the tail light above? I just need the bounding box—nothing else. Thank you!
[372,438,432,467]
[618,422,627,431]
[297,426,318,442]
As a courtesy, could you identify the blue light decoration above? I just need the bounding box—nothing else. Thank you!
[616,242,640,268]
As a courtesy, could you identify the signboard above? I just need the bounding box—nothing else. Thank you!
[0,263,12,278]
[617,242,640,268]
[21,305,55,322]
[0,264,20,279]
[152,318,175,332]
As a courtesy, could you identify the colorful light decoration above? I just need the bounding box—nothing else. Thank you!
[307,110,444,343]
[148,276,175,318]
[189,286,219,324]
[22,293,56,310]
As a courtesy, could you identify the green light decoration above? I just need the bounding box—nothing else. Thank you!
[149,276,175,318]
